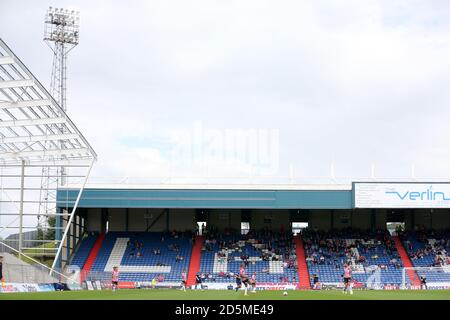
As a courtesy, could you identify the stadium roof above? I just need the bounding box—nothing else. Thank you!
[60,179,449,191]
[62,183,353,190]
[0,38,96,166]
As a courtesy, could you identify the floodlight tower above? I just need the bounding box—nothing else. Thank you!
[38,7,80,237]
[44,7,80,113]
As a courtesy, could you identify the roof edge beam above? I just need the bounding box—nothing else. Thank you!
[0,56,14,65]
[0,158,94,166]
[0,133,79,144]
[0,148,90,160]
[0,79,34,89]
[0,117,66,127]
[0,99,51,109]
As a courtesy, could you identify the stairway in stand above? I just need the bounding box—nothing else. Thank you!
[187,235,204,287]
[80,233,105,282]
[293,235,311,289]
[392,236,421,287]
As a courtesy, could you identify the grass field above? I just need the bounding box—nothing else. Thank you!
[0,289,449,300]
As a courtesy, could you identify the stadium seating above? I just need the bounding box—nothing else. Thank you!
[69,228,450,287]
[198,230,298,284]
[303,229,404,286]
[400,229,450,284]
[70,233,98,269]
[71,231,194,282]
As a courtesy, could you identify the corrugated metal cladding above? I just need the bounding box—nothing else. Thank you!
[56,188,352,209]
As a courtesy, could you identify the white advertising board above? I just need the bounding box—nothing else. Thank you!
[0,283,52,293]
[354,183,450,208]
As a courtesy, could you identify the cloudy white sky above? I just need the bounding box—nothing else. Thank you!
[1,0,450,184]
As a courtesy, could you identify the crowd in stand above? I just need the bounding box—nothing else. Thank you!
[127,239,144,257]
[203,228,296,272]
[197,227,297,282]
[399,228,450,267]
[303,228,401,270]
[125,230,194,264]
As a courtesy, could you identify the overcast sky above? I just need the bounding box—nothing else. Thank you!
[1,0,450,184]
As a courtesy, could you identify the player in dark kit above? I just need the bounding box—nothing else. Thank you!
[195,273,202,290]
[420,275,427,290]
[235,273,242,292]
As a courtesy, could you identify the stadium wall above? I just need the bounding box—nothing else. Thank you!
[168,209,196,231]
[308,210,331,229]
[431,211,450,229]
[376,211,387,229]
[251,209,290,231]
[78,207,450,233]
[207,209,242,231]
[351,211,371,229]
[87,209,101,232]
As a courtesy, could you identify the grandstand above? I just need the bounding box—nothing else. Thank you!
[32,182,447,293]
[399,229,450,286]
[85,231,193,283]
[198,230,298,285]
[303,229,404,287]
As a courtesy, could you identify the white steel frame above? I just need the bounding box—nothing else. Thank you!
[0,38,96,277]
[401,266,447,289]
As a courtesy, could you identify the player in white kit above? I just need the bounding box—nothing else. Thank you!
[250,272,257,293]
[240,265,249,296]
[181,269,187,291]
[342,264,353,295]
[111,266,119,292]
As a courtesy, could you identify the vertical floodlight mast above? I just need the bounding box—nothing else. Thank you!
[44,6,80,113]
[39,8,80,257]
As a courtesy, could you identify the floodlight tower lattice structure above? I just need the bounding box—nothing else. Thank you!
[44,7,80,113]
[38,7,80,237]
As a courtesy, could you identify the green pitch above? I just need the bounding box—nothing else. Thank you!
[0,289,449,300]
